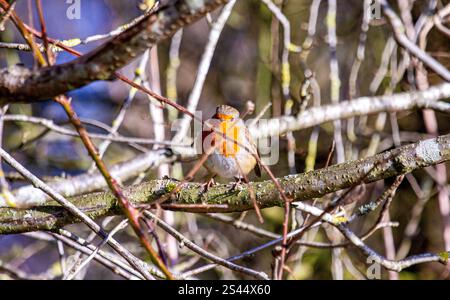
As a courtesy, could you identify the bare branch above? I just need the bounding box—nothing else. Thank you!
[1,134,450,234]
[250,83,450,139]
[0,147,157,279]
[2,83,449,208]
[379,0,450,81]
[0,0,229,104]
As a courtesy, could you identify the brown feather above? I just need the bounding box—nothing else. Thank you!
[244,125,261,177]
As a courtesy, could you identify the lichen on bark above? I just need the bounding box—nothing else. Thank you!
[1,134,449,234]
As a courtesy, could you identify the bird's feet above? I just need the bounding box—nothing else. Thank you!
[200,177,217,194]
[162,175,181,182]
[228,177,245,191]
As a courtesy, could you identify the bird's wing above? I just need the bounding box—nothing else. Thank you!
[244,125,261,177]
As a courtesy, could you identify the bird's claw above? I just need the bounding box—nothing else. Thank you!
[200,177,216,194]
[162,175,180,182]
[228,177,245,191]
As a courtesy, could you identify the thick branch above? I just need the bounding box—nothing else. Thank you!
[1,134,449,234]
[2,83,449,208]
[0,0,228,104]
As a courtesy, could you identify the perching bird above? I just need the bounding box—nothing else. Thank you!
[200,105,261,189]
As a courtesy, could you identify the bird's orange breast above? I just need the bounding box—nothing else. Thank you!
[216,120,240,157]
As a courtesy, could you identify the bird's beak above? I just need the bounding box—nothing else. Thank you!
[215,113,233,120]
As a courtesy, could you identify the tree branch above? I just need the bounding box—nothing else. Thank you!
[1,134,449,234]
[379,0,450,81]
[249,83,450,139]
[2,83,449,208]
[0,0,228,104]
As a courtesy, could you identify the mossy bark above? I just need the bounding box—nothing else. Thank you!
[1,134,449,234]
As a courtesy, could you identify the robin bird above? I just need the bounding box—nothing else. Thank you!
[200,105,261,190]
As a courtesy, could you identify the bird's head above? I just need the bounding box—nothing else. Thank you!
[213,105,240,121]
